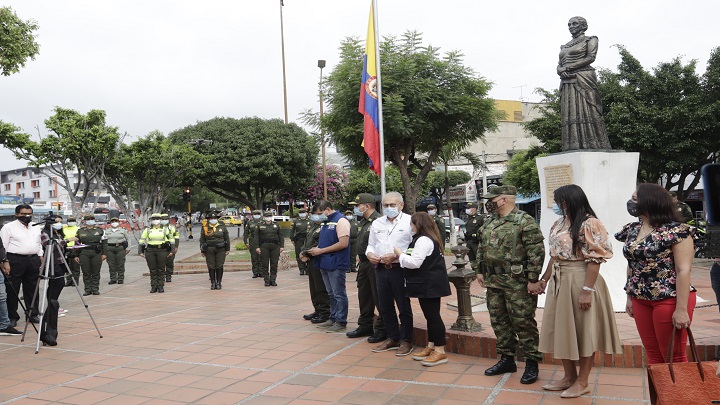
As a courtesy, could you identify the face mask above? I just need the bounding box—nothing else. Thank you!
[465,208,474,215]
[151,220,161,226]
[253,215,260,220]
[299,213,307,218]
[68,222,76,227]
[86,220,96,226]
[552,203,564,216]
[427,210,436,216]
[485,199,499,213]
[310,214,324,223]
[345,215,354,221]
[111,222,120,228]
[52,223,63,230]
[161,220,169,225]
[353,206,362,216]
[626,200,639,217]
[209,219,218,225]
[17,215,32,224]
[384,207,399,219]
[264,217,273,222]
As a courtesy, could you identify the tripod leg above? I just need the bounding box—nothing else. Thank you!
[5,277,38,335]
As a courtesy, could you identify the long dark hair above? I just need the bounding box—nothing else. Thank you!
[410,212,442,246]
[554,184,597,254]
[636,183,683,227]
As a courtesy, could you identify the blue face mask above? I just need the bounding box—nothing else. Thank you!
[353,206,362,216]
[311,214,326,223]
[552,203,564,216]
[383,207,399,219]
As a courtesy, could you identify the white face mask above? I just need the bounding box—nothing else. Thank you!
[345,215,354,221]
[52,223,63,230]
[427,210,436,216]
[209,219,218,225]
[253,215,260,220]
[160,219,169,225]
[466,208,475,215]
[68,222,76,227]
[111,222,120,228]
[151,220,161,226]
[299,213,307,218]
[86,220,96,226]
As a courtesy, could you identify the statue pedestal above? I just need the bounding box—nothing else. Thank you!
[536,151,639,311]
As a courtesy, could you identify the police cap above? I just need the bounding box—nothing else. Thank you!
[84,214,95,220]
[427,204,437,209]
[263,211,273,217]
[466,202,478,209]
[252,210,261,215]
[110,217,119,222]
[206,211,220,218]
[160,213,169,218]
[150,213,162,219]
[482,185,517,199]
[350,193,375,205]
[298,208,307,214]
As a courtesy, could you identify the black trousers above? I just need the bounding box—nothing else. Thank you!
[307,259,330,317]
[6,254,41,321]
[711,262,720,313]
[418,297,446,346]
[355,260,385,333]
[375,266,413,342]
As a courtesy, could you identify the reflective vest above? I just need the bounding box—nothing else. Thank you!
[63,225,79,247]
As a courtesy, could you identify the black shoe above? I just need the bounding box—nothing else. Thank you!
[299,271,305,275]
[311,316,329,324]
[367,332,387,344]
[40,331,57,346]
[108,280,117,285]
[166,276,172,282]
[65,280,74,287]
[216,282,222,290]
[520,360,539,384]
[485,355,517,376]
[118,280,124,284]
[0,326,21,336]
[346,328,373,338]
[8,319,17,328]
[210,282,217,290]
[28,316,40,324]
[83,291,92,296]
[303,312,318,320]
[157,287,164,293]
[150,287,157,293]
[271,281,277,286]
[92,291,100,295]
[264,281,271,287]
[252,274,260,278]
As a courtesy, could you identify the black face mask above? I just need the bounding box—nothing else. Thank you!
[626,200,639,217]
[16,215,31,224]
[485,199,499,213]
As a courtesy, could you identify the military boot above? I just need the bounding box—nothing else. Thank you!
[520,359,539,384]
[484,354,517,376]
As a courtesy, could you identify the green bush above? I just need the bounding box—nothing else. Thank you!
[235,242,248,251]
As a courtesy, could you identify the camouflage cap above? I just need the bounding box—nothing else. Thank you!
[482,185,517,199]
[427,204,437,209]
[466,202,478,209]
[350,193,375,205]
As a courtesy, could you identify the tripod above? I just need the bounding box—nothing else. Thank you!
[22,226,103,353]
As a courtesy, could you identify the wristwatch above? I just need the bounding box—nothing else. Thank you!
[582,286,596,292]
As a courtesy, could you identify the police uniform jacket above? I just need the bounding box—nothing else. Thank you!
[77,227,107,255]
[140,226,171,247]
[477,207,544,290]
[253,221,283,247]
[465,213,484,243]
[244,219,260,246]
[357,210,382,261]
[104,227,130,247]
[200,222,230,251]
[291,217,311,243]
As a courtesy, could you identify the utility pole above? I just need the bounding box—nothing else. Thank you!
[482,151,488,214]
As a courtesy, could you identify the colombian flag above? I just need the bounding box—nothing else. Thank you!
[358,3,381,176]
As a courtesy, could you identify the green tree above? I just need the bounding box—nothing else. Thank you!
[346,166,406,202]
[323,31,500,212]
[103,131,203,234]
[170,117,318,209]
[425,170,471,211]
[0,108,121,218]
[300,164,349,207]
[503,149,546,196]
[0,7,40,76]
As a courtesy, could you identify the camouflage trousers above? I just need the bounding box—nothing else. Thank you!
[486,286,542,362]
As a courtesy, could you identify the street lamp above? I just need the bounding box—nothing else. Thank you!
[279,1,289,124]
[318,59,328,200]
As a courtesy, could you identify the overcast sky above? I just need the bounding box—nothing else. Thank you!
[1,0,718,171]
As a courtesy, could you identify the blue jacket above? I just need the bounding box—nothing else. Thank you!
[315,210,351,271]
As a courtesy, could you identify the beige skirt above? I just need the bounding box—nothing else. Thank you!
[539,260,622,360]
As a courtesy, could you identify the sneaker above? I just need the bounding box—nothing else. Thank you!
[58,313,66,317]
[396,341,414,356]
[421,351,448,367]
[316,319,335,329]
[325,322,347,333]
[0,326,22,336]
[412,347,435,361]
[372,338,400,352]
[58,308,68,315]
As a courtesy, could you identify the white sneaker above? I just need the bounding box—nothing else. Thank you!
[58,308,68,314]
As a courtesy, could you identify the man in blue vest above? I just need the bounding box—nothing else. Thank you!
[307,200,351,334]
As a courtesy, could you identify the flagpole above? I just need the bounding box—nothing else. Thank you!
[372,0,386,198]
[279,0,289,124]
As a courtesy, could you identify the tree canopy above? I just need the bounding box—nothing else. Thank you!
[169,117,318,209]
[323,31,500,212]
[0,7,40,76]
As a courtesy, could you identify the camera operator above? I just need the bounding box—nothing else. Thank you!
[38,214,67,346]
[0,204,43,327]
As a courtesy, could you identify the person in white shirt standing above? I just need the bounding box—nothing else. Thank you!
[365,192,414,356]
[0,204,43,327]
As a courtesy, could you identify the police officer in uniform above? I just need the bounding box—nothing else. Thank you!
[464,202,483,270]
[139,213,172,293]
[291,209,311,275]
[476,185,545,384]
[427,204,445,251]
[244,210,262,278]
[345,210,359,273]
[63,217,81,286]
[254,211,284,286]
[670,191,694,223]
[300,213,331,323]
[104,217,131,284]
[346,193,386,342]
[161,213,180,282]
[200,211,230,290]
[75,214,107,296]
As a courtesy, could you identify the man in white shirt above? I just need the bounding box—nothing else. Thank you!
[0,204,43,327]
[365,192,414,356]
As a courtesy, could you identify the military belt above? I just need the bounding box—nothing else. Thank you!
[261,240,279,244]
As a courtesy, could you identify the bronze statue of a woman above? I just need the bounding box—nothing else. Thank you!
[558,16,612,151]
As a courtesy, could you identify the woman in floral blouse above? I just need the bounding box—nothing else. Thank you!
[537,184,621,398]
[615,183,696,364]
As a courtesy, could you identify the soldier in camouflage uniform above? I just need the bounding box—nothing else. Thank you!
[244,210,262,278]
[427,204,445,251]
[300,214,330,323]
[476,185,545,385]
[464,202,483,270]
[291,209,311,275]
[344,210,359,272]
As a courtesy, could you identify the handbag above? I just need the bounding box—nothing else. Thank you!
[646,327,720,405]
